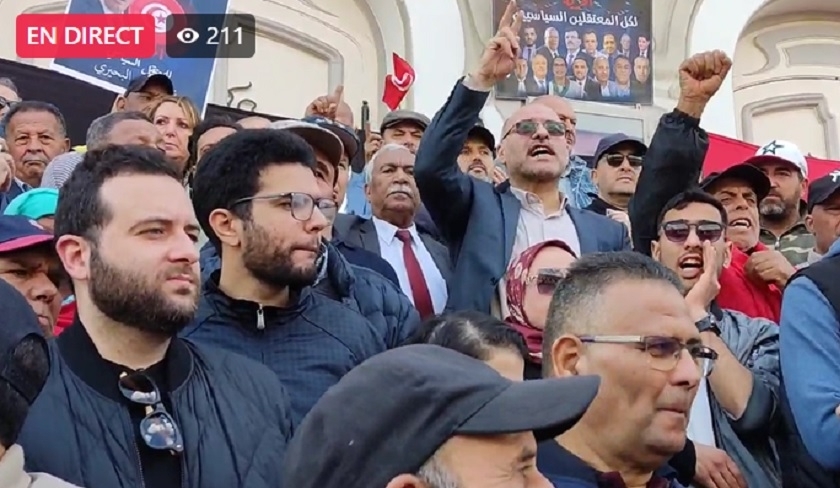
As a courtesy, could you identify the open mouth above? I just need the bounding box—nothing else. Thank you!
[729,218,752,229]
[528,144,555,157]
[468,162,487,174]
[677,254,703,279]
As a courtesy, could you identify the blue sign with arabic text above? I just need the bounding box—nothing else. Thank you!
[51,0,229,112]
[494,0,653,105]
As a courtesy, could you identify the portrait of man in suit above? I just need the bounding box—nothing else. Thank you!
[498,58,530,97]
[631,56,651,100]
[618,33,632,58]
[637,35,651,58]
[563,30,583,67]
[335,144,451,318]
[613,56,632,99]
[602,33,617,58]
[537,27,561,65]
[528,54,550,96]
[592,56,618,99]
[582,30,600,57]
[520,26,538,61]
[571,57,600,100]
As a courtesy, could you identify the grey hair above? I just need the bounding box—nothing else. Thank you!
[541,251,683,376]
[0,78,19,98]
[416,455,461,488]
[85,111,151,149]
[363,143,412,184]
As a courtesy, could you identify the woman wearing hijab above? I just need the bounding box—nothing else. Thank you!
[504,240,577,379]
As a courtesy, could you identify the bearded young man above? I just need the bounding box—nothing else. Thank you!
[16,145,294,488]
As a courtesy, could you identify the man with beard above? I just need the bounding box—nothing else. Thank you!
[185,129,385,425]
[1,101,70,205]
[17,145,294,488]
[456,123,496,182]
[520,26,538,61]
[414,0,628,314]
[745,140,815,267]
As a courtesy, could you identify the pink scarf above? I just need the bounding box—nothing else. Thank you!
[505,240,576,363]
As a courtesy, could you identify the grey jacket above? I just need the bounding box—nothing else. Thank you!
[707,306,781,487]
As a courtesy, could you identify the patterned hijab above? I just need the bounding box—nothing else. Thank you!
[505,240,577,362]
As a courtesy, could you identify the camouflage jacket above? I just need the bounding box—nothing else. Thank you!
[759,220,815,267]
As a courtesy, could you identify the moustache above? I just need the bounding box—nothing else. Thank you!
[386,184,414,197]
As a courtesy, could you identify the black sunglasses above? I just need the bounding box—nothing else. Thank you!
[504,119,566,139]
[119,372,184,453]
[531,268,567,295]
[661,220,725,244]
[604,153,643,168]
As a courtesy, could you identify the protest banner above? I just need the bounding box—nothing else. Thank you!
[494,0,652,105]
[51,0,229,112]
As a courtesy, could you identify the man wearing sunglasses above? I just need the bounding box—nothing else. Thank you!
[413,1,628,315]
[652,189,781,488]
[587,133,646,216]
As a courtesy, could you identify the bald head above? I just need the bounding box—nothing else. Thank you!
[531,95,577,147]
[238,116,271,129]
[335,102,354,127]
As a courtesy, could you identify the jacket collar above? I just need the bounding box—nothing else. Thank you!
[57,319,193,401]
[202,270,312,329]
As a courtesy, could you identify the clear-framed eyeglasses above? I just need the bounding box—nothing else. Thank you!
[578,335,718,377]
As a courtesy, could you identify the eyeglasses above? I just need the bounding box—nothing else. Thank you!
[661,220,725,244]
[0,96,18,110]
[118,372,184,453]
[578,335,718,377]
[527,268,568,295]
[503,119,566,139]
[603,153,643,168]
[232,192,335,222]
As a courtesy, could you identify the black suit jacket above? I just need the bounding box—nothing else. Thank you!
[333,214,453,287]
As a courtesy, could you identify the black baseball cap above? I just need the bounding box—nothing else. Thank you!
[0,278,49,406]
[282,344,600,488]
[468,122,497,155]
[124,74,174,96]
[380,109,430,133]
[700,163,771,201]
[592,133,647,167]
[807,172,840,212]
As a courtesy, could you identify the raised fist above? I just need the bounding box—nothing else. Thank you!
[470,0,522,88]
[678,50,732,103]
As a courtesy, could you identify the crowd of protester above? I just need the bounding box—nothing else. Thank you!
[0,1,839,486]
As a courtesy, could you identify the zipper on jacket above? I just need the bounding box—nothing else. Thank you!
[256,305,265,330]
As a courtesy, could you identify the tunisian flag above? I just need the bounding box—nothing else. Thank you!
[382,53,415,110]
[703,133,840,180]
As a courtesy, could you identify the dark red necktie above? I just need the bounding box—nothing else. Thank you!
[395,229,434,318]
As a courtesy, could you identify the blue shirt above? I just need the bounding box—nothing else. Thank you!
[780,237,840,471]
[559,154,597,209]
[344,171,370,218]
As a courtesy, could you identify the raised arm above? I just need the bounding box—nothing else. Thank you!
[629,51,730,255]
[414,0,522,243]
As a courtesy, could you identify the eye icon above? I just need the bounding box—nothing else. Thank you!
[176,27,199,44]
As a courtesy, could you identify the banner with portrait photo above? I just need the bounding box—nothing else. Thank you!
[51,0,229,112]
[493,0,653,105]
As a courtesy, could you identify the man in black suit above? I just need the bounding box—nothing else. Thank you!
[570,57,600,100]
[334,144,451,319]
[536,27,562,68]
[527,54,550,96]
[498,58,530,97]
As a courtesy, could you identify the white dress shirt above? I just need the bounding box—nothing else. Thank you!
[372,216,448,313]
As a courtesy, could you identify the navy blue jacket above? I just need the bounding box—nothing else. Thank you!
[19,324,294,488]
[182,272,386,425]
[331,237,400,287]
[414,80,630,313]
[316,240,419,348]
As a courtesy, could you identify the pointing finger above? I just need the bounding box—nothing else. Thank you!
[333,84,344,102]
[497,0,516,35]
[511,9,523,34]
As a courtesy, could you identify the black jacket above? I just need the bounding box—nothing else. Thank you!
[18,322,294,488]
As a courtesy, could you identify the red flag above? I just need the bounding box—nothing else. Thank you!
[382,53,415,110]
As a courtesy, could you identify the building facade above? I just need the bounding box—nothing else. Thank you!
[2,0,837,157]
